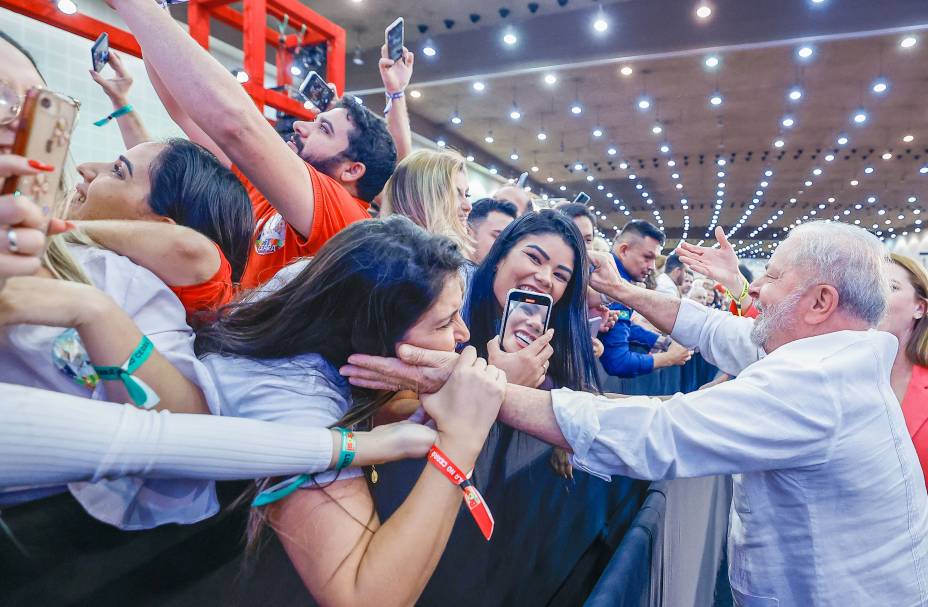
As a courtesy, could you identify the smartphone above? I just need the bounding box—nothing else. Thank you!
[516,171,529,188]
[588,316,603,338]
[1,88,80,216]
[91,32,109,73]
[299,71,334,112]
[499,289,553,353]
[574,192,591,204]
[385,18,405,63]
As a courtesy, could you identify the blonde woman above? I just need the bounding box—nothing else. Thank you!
[381,149,475,260]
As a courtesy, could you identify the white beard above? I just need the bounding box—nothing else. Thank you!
[750,289,804,349]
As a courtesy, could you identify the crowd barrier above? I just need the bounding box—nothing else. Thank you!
[0,353,722,606]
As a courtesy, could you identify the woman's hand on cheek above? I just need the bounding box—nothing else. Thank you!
[0,277,108,328]
[421,347,507,467]
[486,329,554,388]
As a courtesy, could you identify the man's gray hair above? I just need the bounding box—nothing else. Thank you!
[778,221,889,326]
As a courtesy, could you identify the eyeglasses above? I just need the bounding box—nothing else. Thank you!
[0,80,25,127]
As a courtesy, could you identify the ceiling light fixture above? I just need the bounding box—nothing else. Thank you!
[695,3,712,20]
[871,78,889,94]
[502,29,518,46]
[709,91,723,106]
[637,96,652,110]
[56,0,78,14]
[797,45,815,60]
[620,66,634,76]
[900,36,917,49]
[788,86,803,101]
[903,134,915,143]
[852,109,868,124]
[544,73,557,85]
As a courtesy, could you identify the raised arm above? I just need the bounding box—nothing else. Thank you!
[89,50,151,148]
[589,250,682,334]
[0,276,208,413]
[75,220,221,287]
[379,45,414,160]
[112,0,315,234]
[142,56,231,167]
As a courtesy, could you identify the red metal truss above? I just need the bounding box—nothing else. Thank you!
[0,0,346,122]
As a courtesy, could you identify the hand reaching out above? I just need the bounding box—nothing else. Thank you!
[486,329,554,388]
[677,226,746,297]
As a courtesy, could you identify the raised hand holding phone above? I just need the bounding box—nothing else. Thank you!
[299,71,336,112]
[89,49,133,105]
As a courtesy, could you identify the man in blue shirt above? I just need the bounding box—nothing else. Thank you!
[600,220,691,376]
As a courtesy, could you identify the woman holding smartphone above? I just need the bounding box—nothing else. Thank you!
[465,210,601,392]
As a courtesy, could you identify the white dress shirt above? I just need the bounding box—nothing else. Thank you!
[0,244,221,529]
[553,299,928,606]
[655,272,680,298]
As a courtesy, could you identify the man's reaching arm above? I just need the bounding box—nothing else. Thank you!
[112,0,315,235]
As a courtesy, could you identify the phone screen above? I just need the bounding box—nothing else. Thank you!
[588,316,603,338]
[91,33,109,73]
[386,18,405,63]
[499,290,553,353]
[299,71,334,112]
[573,192,591,204]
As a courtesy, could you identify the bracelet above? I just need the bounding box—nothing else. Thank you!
[725,276,749,307]
[93,104,133,127]
[427,444,495,541]
[93,335,160,408]
[383,90,405,115]
[333,426,356,470]
[251,427,356,508]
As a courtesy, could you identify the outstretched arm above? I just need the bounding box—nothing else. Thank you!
[112,0,315,234]
[677,226,750,304]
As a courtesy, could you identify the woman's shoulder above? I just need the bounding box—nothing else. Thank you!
[202,352,351,422]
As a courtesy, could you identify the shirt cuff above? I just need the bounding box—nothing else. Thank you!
[551,388,612,482]
[670,298,709,350]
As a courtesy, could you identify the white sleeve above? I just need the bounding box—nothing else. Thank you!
[0,383,334,489]
[670,298,765,375]
[551,353,839,481]
[120,263,221,413]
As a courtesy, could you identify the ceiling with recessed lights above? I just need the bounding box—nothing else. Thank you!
[372,30,927,254]
[211,0,928,255]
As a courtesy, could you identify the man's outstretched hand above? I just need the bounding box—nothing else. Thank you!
[340,345,459,394]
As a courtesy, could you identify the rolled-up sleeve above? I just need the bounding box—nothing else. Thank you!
[670,298,764,376]
[550,352,839,481]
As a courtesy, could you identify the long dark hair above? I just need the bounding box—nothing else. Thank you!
[465,210,601,392]
[148,138,254,283]
[196,215,464,423]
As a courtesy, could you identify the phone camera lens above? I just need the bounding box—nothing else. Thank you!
[40,97,52,109]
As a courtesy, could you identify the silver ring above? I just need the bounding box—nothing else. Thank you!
[6,228,18,254]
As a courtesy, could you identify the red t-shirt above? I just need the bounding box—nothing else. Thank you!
[168,241,233,317]
[234,164,369,289]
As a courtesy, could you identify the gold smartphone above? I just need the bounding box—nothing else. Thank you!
[1,88,80,215]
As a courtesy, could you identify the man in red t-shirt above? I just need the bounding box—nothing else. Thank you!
[115,0,401,288]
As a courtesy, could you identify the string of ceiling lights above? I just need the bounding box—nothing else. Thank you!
[400,2,925,255]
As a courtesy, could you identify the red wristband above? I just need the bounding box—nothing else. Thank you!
[427,444,495,541]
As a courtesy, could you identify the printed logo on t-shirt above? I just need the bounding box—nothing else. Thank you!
[616,309,631,321]
[255,212,286,255]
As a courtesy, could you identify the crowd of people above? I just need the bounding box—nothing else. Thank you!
[2,1,928,604]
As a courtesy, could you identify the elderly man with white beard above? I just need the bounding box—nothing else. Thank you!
[341,221,928,606]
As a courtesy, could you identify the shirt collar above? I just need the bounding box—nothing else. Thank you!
[612,253,634,282]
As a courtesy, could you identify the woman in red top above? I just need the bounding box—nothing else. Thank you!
[883,253,928,480]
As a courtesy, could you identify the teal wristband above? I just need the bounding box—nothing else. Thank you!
[334,427,356,470]
[93,335,159,408]
[93,103,133,127]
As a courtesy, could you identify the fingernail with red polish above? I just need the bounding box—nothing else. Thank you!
[28,160,55,172]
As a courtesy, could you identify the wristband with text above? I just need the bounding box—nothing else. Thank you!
[93,335,160,408]
[252,427,356,508]
[93,104,134,127]
[333,426,356,470]
[383,90,405,115]
[427,444,495,541]
[725,276,750,316]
